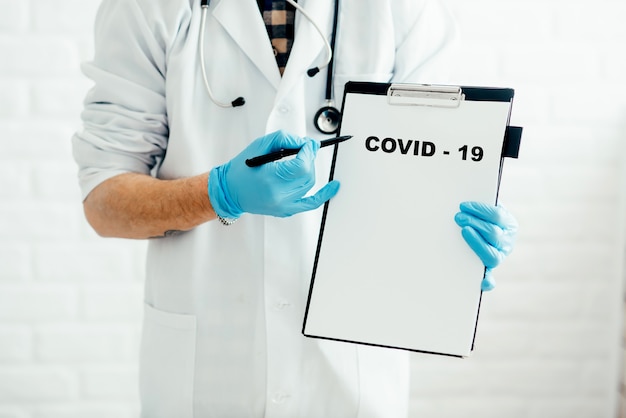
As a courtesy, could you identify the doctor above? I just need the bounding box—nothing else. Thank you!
[72,0,517,416]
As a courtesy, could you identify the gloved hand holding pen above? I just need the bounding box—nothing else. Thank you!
[209,130,340,220]
[454,201,518,291]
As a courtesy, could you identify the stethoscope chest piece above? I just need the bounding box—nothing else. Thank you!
[314,103,341,134]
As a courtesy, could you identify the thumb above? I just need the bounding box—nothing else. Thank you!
[293,180,340,213]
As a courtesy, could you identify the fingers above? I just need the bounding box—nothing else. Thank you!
[455,201,517,290]
[455,202,517,255]
[454,212,513,254]
[259,130,308,152]
[275,139,319,180]
[460,226,504,269]
[265,139,336,217]
[229,130,334,217]
[481,268,496,291]
[459,201,518,231]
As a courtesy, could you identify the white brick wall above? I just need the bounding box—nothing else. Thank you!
[0,0,624,417]
[409,1,626,418]
[0,1,145,416]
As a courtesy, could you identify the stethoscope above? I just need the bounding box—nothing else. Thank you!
[199,0,342,134]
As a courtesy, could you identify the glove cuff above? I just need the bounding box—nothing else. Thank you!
[208,165,243,221]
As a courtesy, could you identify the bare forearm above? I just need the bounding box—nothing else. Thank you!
[83,172,217,239]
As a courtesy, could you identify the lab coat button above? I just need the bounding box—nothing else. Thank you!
[271,391,290,404]
[274,300,291,310]
[278,105,290,114]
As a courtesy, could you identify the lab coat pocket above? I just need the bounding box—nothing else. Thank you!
[139,303,197,418]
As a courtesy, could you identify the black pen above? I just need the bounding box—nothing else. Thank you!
[245,135,353,167]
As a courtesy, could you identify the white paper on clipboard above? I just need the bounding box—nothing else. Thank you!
[302,82,520,358]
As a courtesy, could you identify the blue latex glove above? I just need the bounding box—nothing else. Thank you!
[209,130,340,219]
[454,201,518,291]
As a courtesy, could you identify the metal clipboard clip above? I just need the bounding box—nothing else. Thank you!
[387,84,464,108]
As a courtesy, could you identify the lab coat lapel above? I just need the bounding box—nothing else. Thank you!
[277,0,334,102]
[212,0,281,90]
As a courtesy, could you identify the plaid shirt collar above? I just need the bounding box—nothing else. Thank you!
[257,0,297,75]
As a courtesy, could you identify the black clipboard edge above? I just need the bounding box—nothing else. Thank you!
[302,135,342,336]
[302,331,466,359]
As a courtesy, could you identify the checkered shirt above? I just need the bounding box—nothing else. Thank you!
[257,0,297,75]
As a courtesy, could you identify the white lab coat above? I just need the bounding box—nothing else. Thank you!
[73,0,457,416]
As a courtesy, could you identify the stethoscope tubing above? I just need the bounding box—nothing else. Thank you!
[286,0,332,76]
[324,0,340,102]
[199,0,341,133]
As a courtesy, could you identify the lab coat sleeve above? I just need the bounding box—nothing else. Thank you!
[390,0,459,84]
[72,0,188,200]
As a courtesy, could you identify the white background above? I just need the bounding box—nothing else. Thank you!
[0,0,625,417]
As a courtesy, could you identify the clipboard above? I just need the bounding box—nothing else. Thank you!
[302,81,522,358]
